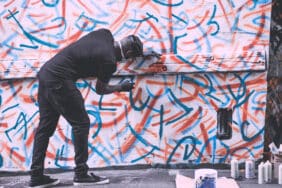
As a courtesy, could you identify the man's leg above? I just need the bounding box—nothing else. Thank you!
[55,80,109,185]
[29,79,60,187]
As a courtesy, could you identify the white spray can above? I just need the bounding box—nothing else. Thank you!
[258,162,264,184]
[245,158,255,179]
[264,160,272,183]
[231,159,239,179]
[278,163,282,185]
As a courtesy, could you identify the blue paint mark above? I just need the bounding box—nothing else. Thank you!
[7,10,59,48]
[98,95,116,111]
[167,136,196,164]
[230,147,255,158]
[152,0,183,6]
[218,142,230,163]
[5,112,27,142]
[129,12,158,23]
[173,33,187,54]
[19,44,38,49]
[195,136,217,164]
[207,5,220,36]
[127,122,157,148]
[87,109,102,139]
[166,89,193,125]
[0,154,2,168]
[240,121,264,142]
[41,0,60,7]
[131,147,158,163]
[228,0,236,8]
[5,10,19,19]
[2,104,19,113]
[159,105,164,140]
[173,12,188,24]
[254,141,264,150]
[175,106,202,135]
[75,12,108,32]
[54,147,71,169]
[205,74,231,106]
[88,144,111,166]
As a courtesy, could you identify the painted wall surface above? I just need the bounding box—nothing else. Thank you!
[0,0,271,171]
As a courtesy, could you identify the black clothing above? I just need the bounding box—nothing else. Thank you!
[30,29,117,178]
[39,28,117,82]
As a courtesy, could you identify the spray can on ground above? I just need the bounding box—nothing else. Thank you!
[231,159,239,179]
[258,162,264,184]
[245,158,255,179]
[278,163,282,185]
[264,160,272,183]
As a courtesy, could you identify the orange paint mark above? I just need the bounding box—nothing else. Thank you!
[26,131,35,147]
[200,123,211,156]
[243,12,266,51]
[3,86,23,106]
[4,145,25,162]
[146,79,174,86]
[110,124,127,140]
[31,0,41,5]
[187,10,209,30]
[136,147,152,164]
[121,89,163,154]
[109,0,129,31]
[175,109,200,133]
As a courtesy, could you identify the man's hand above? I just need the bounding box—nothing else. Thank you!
[120,80,135,92]
[143,50,162,60]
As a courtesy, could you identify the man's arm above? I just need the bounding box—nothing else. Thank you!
[95,79,135,95]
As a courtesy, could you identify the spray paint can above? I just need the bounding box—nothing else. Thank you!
[245,158,255,179]
[278,163,282,185]
[264,160,272,183]
[258,162,264,184]
[231,159,239,179]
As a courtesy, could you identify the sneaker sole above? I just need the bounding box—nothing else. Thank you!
[73,178,109,186]
[29,179,60,188]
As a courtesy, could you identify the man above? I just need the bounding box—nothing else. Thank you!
[29,28,153,187]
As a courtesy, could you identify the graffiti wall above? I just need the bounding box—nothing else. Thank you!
[0,0,272,171]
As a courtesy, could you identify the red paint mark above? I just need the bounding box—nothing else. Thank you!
[4,0,15,7]
[77,0,93,14]
[175,109,200,133]
[168,0,173,53]
[26,131,35,147]
[61,0,66,18]
[243,13,266,51]
[30,19,65,34]
[0,123,8,128]
[19,94,33,103]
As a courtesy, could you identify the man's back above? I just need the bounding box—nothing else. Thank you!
[39,29,117,81]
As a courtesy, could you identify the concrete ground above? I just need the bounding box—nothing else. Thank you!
[0,167,281,188]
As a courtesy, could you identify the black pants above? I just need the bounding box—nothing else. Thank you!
[30,72,90,178]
